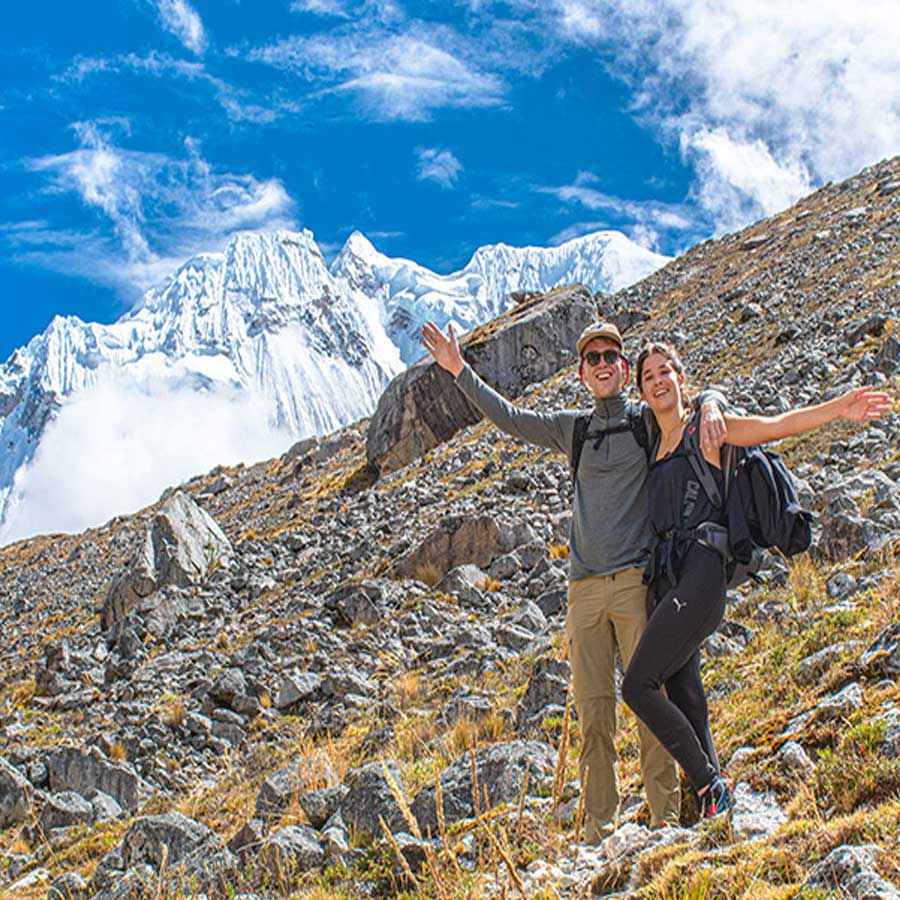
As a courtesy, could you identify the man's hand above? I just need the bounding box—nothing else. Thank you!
[422,321,465,377]
[699,400,727,453]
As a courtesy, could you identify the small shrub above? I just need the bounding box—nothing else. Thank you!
[161,693,186,729]
[816,719,900,813]
[109,742,128,763]
[414,562,443,587]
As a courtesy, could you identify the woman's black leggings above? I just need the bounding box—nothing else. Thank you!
[621,544,726,792]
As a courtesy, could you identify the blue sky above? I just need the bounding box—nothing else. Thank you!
[3,0,900,362]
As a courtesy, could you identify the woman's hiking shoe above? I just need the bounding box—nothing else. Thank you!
[700,776,733,819]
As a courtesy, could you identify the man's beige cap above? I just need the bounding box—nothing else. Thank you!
[576,321,624,356]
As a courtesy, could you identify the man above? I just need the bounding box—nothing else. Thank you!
[422,319,726,840]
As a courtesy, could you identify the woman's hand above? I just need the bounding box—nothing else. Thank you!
[837,386,893,421]
[422,321,465,377]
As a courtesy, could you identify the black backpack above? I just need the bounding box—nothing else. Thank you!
[571,404,651,478]
[683,425,814,587]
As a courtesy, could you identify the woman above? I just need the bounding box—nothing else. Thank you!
[621,342,891,818]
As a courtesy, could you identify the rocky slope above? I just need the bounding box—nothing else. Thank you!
[1,157,900,899]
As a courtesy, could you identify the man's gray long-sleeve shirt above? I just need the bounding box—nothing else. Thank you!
[456,364,653,581]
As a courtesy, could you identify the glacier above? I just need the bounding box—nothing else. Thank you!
[0,227,669,543]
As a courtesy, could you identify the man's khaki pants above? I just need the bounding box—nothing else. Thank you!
[566,567,680,841]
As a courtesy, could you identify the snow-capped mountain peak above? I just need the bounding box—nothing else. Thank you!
[0,226,669,543]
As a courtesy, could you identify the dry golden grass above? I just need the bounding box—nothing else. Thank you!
[108,742,128,763]
[414,561,443,587]
[477,576,502,592]
[160,693,187,729]
[393,671,421,708]
[548,544,570,560]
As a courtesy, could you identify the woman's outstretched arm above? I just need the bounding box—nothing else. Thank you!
[723,386,892,447]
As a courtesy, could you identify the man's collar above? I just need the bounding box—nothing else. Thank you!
[593,391,628,418]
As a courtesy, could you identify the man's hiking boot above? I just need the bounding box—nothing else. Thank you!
[700,775,733,819]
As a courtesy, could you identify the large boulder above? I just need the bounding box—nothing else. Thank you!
[256,753,338,818]
[0,757,34,829]
[47,747,146,812]
[392,514,507,581]
[411,740,556,833]
[366,285,597,475]
[339,759,410,841]
[101,492,232,630]
[119,811,235,891]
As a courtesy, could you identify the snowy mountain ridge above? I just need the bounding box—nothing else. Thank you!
[0,227,669,543]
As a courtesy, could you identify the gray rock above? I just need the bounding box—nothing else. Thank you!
[495,621,536,651]
[210,667,248,707]
[877,707,900,758]
[227,818,265,860]
[859,623,900,677]
[794,642,858,686]
[367,285,596,474]
[516,657,570,731]
[535,586,567,618]
[91,864,156,900]
[327,581,385,627]
[805,845,900,899]
[435,564,488,606]
[297,786,348,829]
[121,812,236,891]
[776,741,815,778]
[256,753,338,818]
[411,740,556,832]
[39,791,94,831]
[258,825,325,876]
[818,499,870,559]
[47,871,88,900]
[89,790,124,822]
[731,782,787,841]
[440,691,495,725]
[275,672,323,708]
[815,682,864,722]
[102,491,232,630]
[340,759,409,840]
[320,809,350,857]
[826,571,858,601]
[875,336,900,374]
[0,757,34,829]
[47,747,145,812]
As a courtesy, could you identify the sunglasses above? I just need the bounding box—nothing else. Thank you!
[583,349,622,367]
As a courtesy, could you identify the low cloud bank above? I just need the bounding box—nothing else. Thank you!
[0,372,292,545]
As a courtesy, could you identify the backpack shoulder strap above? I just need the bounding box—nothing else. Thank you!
[626,402,652,461]
[683,412,723,508]
[571,413,592,479]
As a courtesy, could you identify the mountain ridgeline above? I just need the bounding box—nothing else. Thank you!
[1,157,900,898]
[0,229,667,540]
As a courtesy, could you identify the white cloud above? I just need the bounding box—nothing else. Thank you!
[290,0,351,17]
[248,30,505,121]
[416,147,462,189]
[59,51,280,124]
[0,372,290,545]
[684,129,812,235]
[19,122,296,295]
[152,0,208,55]
[530,0,900,231]
[538,172,696,240]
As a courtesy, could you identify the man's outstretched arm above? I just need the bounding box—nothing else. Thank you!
[421,321,571,455]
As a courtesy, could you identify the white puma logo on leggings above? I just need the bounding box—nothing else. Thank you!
[672,596,686,612]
